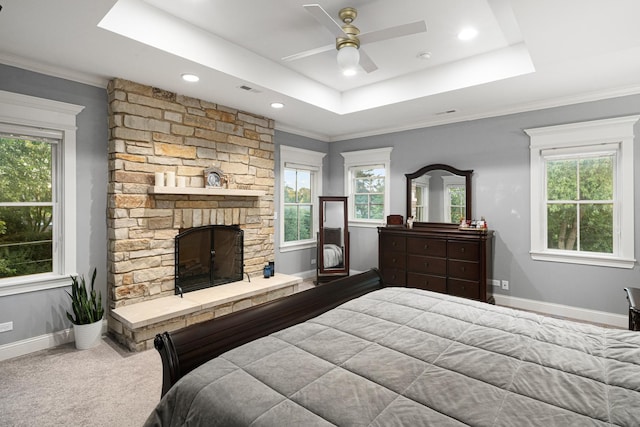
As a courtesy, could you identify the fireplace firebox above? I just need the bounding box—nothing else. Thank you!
[175,225,244,295]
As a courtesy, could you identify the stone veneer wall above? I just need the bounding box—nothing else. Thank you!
[106,79,275,310]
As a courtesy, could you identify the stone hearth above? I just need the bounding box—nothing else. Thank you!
[111,274,302,351]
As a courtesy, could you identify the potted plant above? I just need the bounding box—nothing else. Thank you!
[66,267,104,349]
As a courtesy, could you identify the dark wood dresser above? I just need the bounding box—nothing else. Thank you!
[378,224,494,303]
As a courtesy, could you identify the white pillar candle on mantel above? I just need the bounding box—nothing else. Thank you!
[165,171,176,187]
[177,176,186,188]
[154,172,165,187]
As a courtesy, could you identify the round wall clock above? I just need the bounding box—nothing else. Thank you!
[207,171,221,187]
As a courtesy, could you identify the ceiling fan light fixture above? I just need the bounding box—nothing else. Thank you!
[337,45,360,76]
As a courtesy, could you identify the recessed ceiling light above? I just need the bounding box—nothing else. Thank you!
[181,73,199,82]
[457,27,478,41]
[271,102,284,109]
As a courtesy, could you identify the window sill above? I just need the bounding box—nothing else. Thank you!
[0,273,74,297]
[280,241,317,253]
[530,250,635,269]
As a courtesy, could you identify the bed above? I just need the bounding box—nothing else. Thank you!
[146,269,640,426]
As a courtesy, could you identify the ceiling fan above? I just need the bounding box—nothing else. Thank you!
[282,4,427,75]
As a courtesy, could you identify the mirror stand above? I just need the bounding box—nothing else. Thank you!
[316,196,350,284]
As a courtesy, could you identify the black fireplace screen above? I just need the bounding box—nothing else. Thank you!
[174,225,244,294]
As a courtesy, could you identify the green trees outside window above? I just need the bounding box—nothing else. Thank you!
[447,185,466,224]
[546,154,614,253]
[0,136,55,278]
[353,167,385,220]
[283,168,313,242]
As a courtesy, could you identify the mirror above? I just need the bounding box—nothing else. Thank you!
[317,196,349,283]
[406,164,472,224]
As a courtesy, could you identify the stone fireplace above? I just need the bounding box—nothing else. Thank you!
[105,79,297,351]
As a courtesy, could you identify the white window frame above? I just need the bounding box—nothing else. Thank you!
[279,145,325,252]
[341,147,392,228]
[526,115,638,269]
[0,90,83,296]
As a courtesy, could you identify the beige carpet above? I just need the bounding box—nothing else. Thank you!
[0,336,162,427]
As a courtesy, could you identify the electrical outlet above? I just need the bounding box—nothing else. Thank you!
[311,258,316,265]
[0,321,13,333]
[491,279,500,287]
[501,280,510,290]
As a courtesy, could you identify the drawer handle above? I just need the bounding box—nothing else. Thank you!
[461,266,466,272]
[424,244,429,250]
[424,262,429,268]
[392,258,397,263]
[460,247,465,252]
[392,241,397,247]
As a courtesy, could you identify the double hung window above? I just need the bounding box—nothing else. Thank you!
[279,146,325,250]
[0,90,82,295]
[342,148,392,226]
[527,115,637,268]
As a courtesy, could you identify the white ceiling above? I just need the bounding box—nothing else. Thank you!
[1,0,639,141]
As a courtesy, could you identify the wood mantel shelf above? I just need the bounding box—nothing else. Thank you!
[149,186,266,197]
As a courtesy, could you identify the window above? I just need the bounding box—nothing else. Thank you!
[279,146,325,250]
[342,147,392,226]
[526,115,638,269]
[0,132,57,278]
[0,90,83,295]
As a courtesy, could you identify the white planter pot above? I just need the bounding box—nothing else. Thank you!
[73,320,103,350]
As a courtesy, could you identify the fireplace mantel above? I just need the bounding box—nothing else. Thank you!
[149,186,266,197]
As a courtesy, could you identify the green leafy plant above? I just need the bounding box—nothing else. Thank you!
[66,268,104,325]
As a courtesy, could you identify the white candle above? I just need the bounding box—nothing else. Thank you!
[165,171,176,187]
[177,176,186,188]
[154,172,164,187]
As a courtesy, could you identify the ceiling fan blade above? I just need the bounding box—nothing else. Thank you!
[359,49,378,73]
[359,20,427,45]
[281,43,334,62]
[303,4,346,38]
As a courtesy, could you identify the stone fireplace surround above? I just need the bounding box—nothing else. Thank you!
[105,79,298,351]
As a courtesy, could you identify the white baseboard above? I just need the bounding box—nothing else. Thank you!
[0,320,108,362]
[494,294,627,329]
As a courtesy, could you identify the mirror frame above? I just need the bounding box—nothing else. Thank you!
[406,163,473,226]
[317,196,349,281]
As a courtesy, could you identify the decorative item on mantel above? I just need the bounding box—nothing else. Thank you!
[204,167,226,188]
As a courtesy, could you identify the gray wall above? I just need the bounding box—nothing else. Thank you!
[0,64,108,346]
[330,95,640,316]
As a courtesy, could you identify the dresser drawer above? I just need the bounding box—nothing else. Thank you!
[448,279,480,300]
[407,273,446,293]
[382,268,406,286]
[448,259,479,280]
[381,251,407,269]
[381,234,406,252]
[407,255,446,275]
[447,241,479,261]
[407,237,446,257]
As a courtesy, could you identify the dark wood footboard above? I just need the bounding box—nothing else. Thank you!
[154,268,384,396]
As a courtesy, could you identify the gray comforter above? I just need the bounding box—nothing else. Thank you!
[145,287,640,426]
